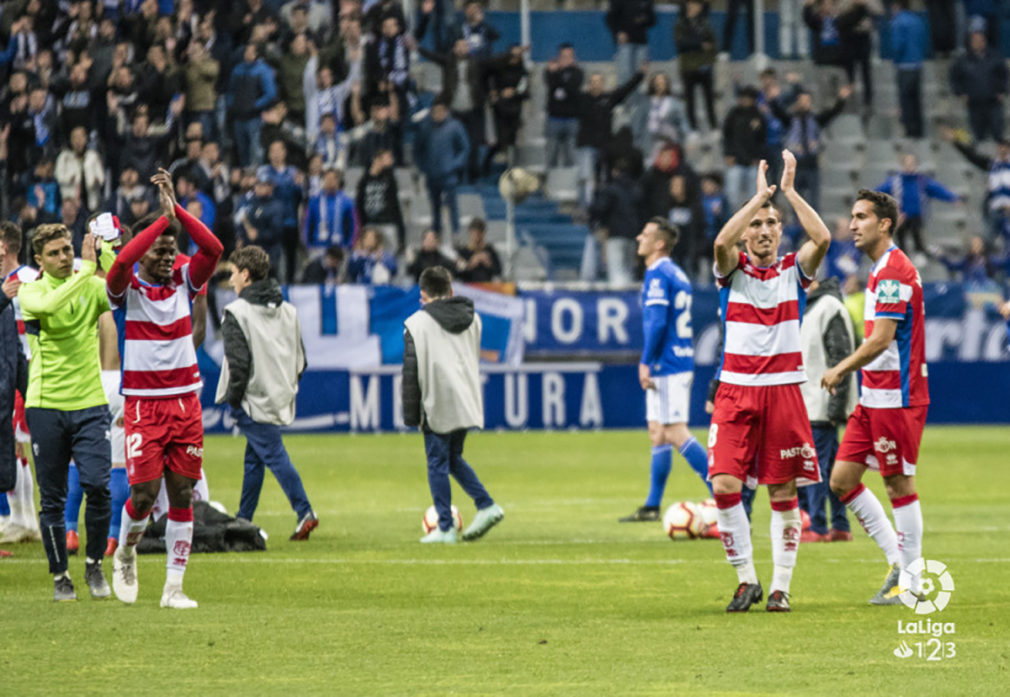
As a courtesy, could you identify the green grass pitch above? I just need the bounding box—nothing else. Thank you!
[1,426,1007,696]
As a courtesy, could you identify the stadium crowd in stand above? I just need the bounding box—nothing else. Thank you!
[0,0,1006,291]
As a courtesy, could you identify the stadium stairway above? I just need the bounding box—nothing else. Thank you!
[468,182,589,281]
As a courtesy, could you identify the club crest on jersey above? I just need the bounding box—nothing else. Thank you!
[877,279,900,304]
[647,278,664,299]
[874,437,897,454]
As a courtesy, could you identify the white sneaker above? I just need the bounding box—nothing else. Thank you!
[462,504,505,541]
[160,587,198,609]
[419,527,458,544]
[112,545,138,604]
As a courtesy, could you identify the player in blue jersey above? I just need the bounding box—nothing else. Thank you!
[620,218,712,522]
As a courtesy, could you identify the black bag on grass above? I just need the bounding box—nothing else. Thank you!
[136,501,267,554]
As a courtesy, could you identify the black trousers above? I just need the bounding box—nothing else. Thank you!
[682,68,716,130]
[27,405,111,573]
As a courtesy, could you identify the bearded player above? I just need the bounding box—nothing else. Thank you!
[822,189,929,605]
[107,169,223,609]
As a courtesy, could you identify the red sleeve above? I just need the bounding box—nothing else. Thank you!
[175,203,224,290]
[106,216,171,296]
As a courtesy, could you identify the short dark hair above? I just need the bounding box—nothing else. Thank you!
[31,224,71,256]
[558,42,573,51]
[648,216,680,252]
[467,217,486,234]
[431,96,449,110]
[135,212,180,238]
[419,266,452,298]
[855,188,898,234]
[1,221,23,256]
[230,245,271,282]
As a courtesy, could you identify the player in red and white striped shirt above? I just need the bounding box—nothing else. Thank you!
[105,169,223,609]
[709,151,830,612]
[822,189,929,606]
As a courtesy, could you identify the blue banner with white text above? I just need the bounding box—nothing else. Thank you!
[200,282,1010,430]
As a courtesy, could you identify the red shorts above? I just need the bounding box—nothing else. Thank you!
[123,392,204,485]
[708,382,820,487]
[836,404,927,478]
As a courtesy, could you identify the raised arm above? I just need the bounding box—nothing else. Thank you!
[713,160,777,277]
[19,234,102,316]
[152,168,223,289]
[781,149,830,277]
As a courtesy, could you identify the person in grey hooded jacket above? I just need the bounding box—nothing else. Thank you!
[401,266,504,544]
[216,245,318,541]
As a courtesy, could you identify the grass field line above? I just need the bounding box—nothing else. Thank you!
[5,556,1010,566]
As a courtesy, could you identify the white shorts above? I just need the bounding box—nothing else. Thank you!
[645,372,692,425]
[101,370,126,466]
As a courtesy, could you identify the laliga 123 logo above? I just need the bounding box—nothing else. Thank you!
[900,558,955,614]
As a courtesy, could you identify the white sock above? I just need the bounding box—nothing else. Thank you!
[891,494,924,594]
[164,507,194,589]
[119,500,151,549]
[714,494,757,585]
[770,499,801,594]
[841,484,900,566]
[193,472,209,503]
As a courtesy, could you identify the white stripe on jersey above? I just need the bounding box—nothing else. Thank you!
[122,291,192,325]
[727,273,800,309]
[723,319,803,357]
[864,340,900,372]
[122,336,197,372]
[860,387,905,408]
[718,369,808,386]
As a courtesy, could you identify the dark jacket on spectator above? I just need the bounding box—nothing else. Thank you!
[950,46,1009,102]
[227,58,278,120]
[245,193,285,247]
[576,71,644,149]
[414,115,469,181]
[419,47,486,109]
[804,5,847,67]
[356,166,405,242]
[605,0,656,45]
[673,10,717,75]
[544,65,584,119]
[722,104,767,164]
[590,172,642,240]
[0,291,28,490]
[407,249,456,283]
[456,244,502,283]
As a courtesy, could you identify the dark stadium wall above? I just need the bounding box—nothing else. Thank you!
[473,9,1010,63]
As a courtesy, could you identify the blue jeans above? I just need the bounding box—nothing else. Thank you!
[426,174,460,235]
[795,165,820,212]
[897,68,924,138]
[615,43,649,85]
[797,424,850,535]
[423,429,493,533]
[577,145,600,207]
[187,110,217,141]
[725,164,757,212]
[234,408,312,522]
[27,406,111,573]
[233,116,263,167]
[546,117,578,167]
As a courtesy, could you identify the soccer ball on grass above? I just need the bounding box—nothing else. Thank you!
[422,505,463,534]
[663,501,704,540]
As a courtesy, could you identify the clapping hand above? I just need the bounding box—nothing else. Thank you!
[756,159,776,201]
[780,149,797,193]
